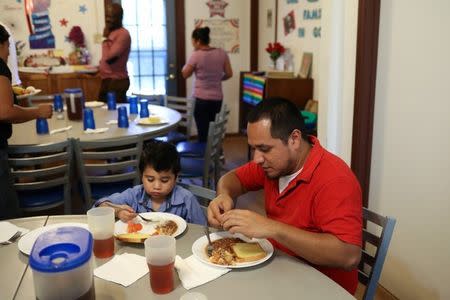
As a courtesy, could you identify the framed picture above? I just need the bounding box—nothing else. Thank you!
[299,52,313,78]
[283,10,296,36]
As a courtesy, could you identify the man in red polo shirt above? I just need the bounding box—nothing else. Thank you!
[207,97,362,294]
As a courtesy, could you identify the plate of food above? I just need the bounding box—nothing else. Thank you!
[18,223,88,255]
[114,212,187,243]
[192,231,274,268]
[85,101,105,108]
[136,115,167,126]
[13,86,42,99]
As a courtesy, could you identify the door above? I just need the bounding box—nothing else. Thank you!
[121,0,184,96]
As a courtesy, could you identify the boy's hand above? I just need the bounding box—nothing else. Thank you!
[115,205,137,222]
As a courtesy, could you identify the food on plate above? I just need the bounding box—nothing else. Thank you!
[207,237,267,265]
[127,221,143,233]
[147,116,161,124]
[232,242,267,262]
[115,232,150,243]
[152,220,178,236]
[12,86,36,95]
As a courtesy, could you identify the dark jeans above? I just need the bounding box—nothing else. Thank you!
[0,146,20,220]
[194,98,222,142]
[98,77,130,103]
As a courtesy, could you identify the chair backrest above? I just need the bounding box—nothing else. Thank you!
[178,182,216,215]
[202,117,227,188]
[7,140,73,213]
[164,96,196,138]
[74,136,143,208]
[132,93,165,106]
[359,207,396,300]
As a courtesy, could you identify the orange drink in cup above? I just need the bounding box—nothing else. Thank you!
[145,235,176,294]
[87,207,115,258]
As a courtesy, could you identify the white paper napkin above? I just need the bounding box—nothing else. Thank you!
[0,221,29,243]
[50,125,72,135]
[105,119,118,125]
[94,253,148,287]
[84,127,109,134]
[175,255,231,290]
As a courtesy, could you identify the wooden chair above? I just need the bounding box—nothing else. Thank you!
[155,96,196,144]
[179,117,227,188]
[7,140,73,214]
[178,182,216,215]
[359,208,396,300]
[74,136,143,209]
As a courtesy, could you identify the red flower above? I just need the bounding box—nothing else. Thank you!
[68,26,85,48]
[265,42,286,61]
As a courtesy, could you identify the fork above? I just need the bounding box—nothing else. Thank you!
[0,231,22,245]
[138,214,159,223]
[204,226,214,257]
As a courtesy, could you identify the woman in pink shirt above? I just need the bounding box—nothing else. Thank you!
[182,27,233,142]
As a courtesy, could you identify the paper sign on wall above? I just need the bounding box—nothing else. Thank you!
[194,19,240,53]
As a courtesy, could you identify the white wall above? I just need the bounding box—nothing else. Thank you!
[371,0,450,299]
[0,0,104,65]
[184,0,250,134]
[258,0,276,70]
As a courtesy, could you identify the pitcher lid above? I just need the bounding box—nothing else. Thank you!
[30,227,93,273]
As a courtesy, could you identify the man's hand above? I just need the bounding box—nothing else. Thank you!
[37,104,53,119]
[221,209,276,239]
[207,194,234,228]
[115,204,137,222]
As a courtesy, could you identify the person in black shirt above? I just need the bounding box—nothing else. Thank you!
[0,25,53,219]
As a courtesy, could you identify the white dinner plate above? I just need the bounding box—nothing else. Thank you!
[136,116,167,126]
[114,212,187,242]
[84,101,105,108]
[16,89,42,99]
[18,223,88,255]
[191,231,274,269]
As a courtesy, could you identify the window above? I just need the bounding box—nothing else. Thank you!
[122,0,167,95]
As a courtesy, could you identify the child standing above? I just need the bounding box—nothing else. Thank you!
[95,140,206,225]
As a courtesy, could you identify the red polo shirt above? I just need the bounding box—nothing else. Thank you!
[235,137,362,294]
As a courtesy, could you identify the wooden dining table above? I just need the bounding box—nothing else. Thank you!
[9,104,181,145]
[0,215,355,300]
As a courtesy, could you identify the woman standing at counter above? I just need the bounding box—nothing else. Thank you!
[0,25,52,220]
[182,27,233,142]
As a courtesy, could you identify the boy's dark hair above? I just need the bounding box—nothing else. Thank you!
[247,97,308,143]
[139,140,181,175]
[0,25,10,44]
[192,27,210,45]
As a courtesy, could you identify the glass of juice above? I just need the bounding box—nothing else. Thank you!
[144,235,176,294]
[87,207,115,258]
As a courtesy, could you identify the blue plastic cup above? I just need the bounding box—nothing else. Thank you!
[128,96,138,114]
[53,94,63,112]
[117,106,129,128]
[83,108,96,130]
[36,118,49,135]
[107,92,117,110]
[139,99,149,118]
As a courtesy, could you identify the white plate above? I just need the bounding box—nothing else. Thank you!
[18,223,88,255]
[85,101,105,108]
[136,116,167,126]
[192,231,274,269]
[114,212,187,241]
[16,89,42,99]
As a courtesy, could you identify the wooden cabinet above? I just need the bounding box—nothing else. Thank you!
[19,72,102,102]
[239,72,314,132]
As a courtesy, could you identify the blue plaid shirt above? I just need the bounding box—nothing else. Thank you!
[95,184,207,225]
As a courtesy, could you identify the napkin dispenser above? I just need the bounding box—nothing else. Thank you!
[29,227,94,300]
[64,88,84,120]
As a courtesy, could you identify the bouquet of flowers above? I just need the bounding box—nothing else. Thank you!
[265,42,286,67]
[68,26,85,48]
[68,26,90,65]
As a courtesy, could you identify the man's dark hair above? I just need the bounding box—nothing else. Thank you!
[247,97,308,143]
[192,27,210,45]
[139,140,181,175]
[0,25,10,44]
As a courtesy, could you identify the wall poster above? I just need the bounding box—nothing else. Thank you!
[194,19,240,53]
